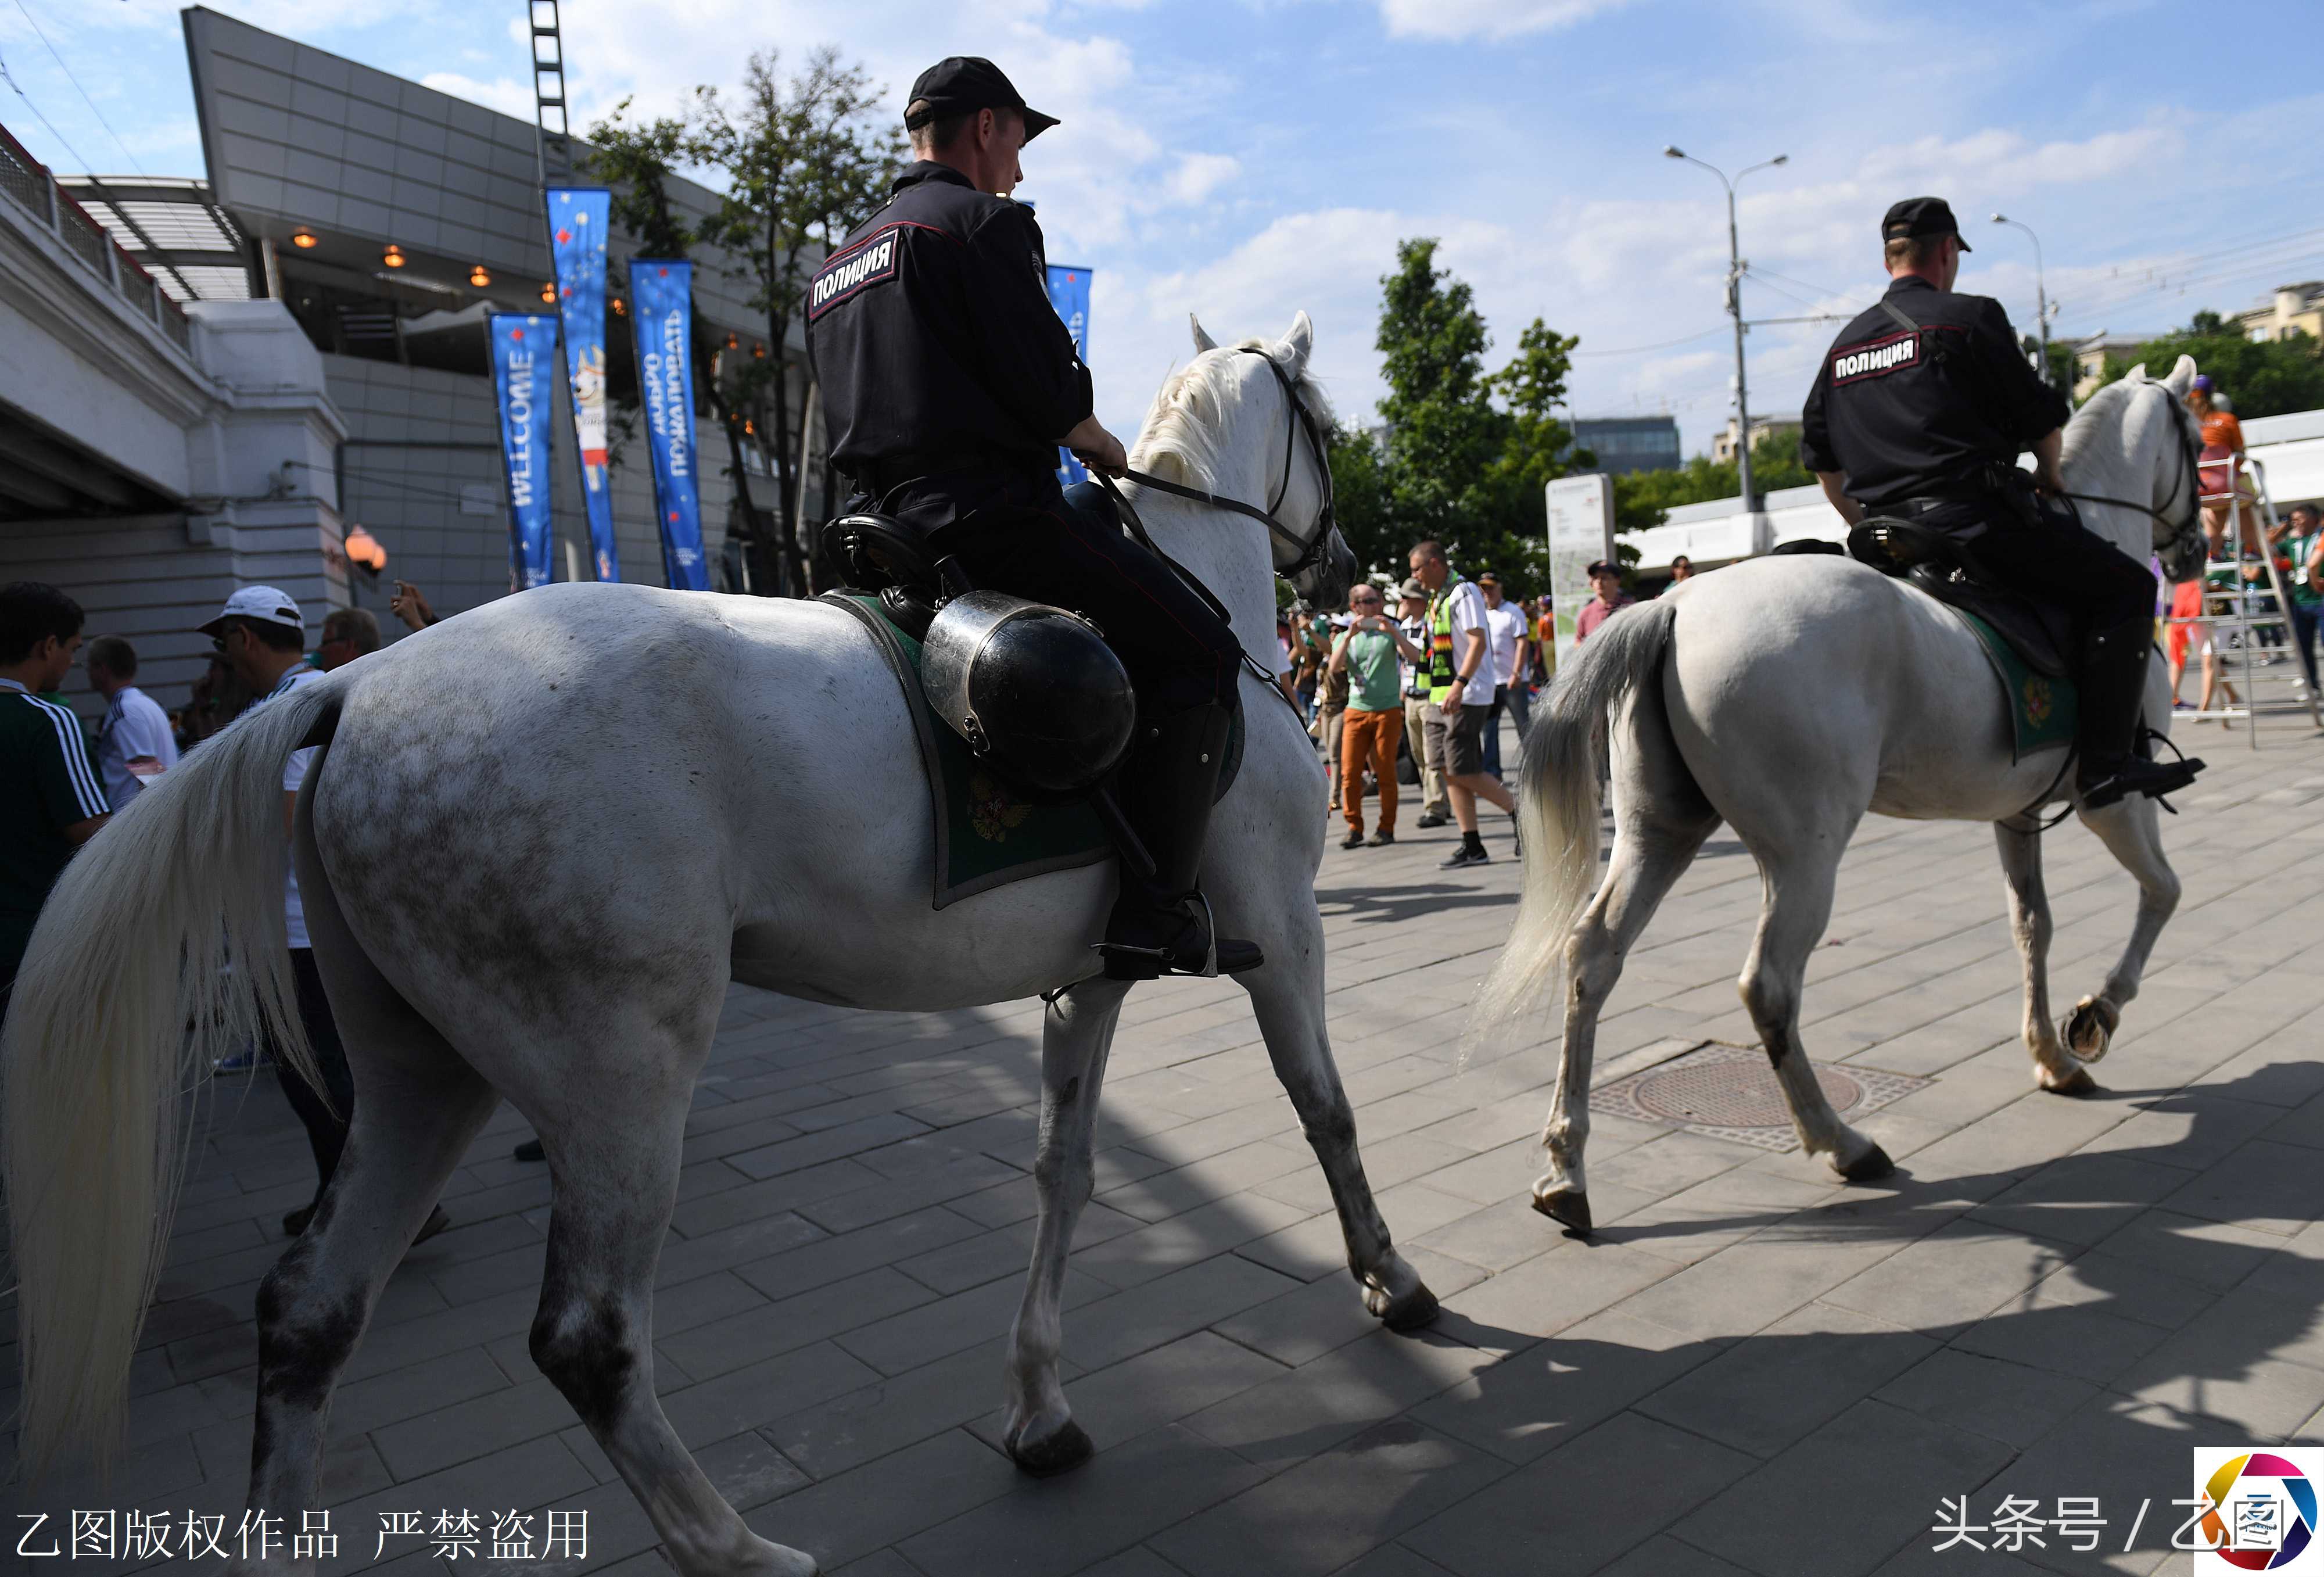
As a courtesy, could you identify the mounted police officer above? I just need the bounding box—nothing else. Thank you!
[805,56,1258,980]
[1801,198,2201,809]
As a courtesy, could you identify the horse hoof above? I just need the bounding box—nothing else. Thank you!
[1838,1142,1894,1183]
[1368,1278,1440,1332]
[2043,1065,2099,1097]
[2062,997,2117,1064]
[739,1542,820,1577]
[1006,1416,1094,1478]
[1532,1187,1593,1234]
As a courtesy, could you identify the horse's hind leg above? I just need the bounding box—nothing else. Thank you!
[1003,978,1131,1475]
[2063,795,2182,1063]
[1740,846,1892,1181]
[243,883,499,1561]
[1240,923,1436,1328]
[527,1018,815,1577]
[1536,809,1716,1232]
[1995,819,2094,1094]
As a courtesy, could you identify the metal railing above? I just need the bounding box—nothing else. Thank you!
[0,119,196,359]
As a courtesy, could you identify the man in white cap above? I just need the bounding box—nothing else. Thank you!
[201,586,449,1245]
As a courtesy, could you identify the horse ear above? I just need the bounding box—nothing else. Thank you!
[1189,314,1218,354]
[2124,363,2149,385]
[2164,355,2197,395]
[1281,311,1314,377]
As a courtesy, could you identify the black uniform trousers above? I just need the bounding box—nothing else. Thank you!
[1910,494,2156,639]
[927,483,1245,719]
[268,947,356,1207]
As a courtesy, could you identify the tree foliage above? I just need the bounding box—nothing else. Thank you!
[1344,239,1588,598]
[2090,311,2324,418]
[1611,432,1813,536]
[585,49,901,595]
[690,48,904,592]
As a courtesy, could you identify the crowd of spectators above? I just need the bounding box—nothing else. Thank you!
[1,578,450,1242]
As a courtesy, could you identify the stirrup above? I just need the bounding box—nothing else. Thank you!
[1095,893,1263,980]
[2079,754,2204,811]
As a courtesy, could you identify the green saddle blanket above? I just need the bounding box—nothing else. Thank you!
[1951,608,2076,762]
[829,594,1115,910]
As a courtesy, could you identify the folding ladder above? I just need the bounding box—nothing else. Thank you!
[2164,453,2323,746]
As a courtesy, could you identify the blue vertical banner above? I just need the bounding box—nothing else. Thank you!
[489,313,558,590]
[1046,263,1092,486]
[546,186,621,582]
[629,260,708,590]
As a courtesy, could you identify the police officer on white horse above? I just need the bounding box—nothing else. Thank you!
[806,57,1260,981]
[1801,197,2201,809]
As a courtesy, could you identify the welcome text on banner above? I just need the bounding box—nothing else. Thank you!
[489,313,559,591]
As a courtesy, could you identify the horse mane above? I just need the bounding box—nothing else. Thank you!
[1129,339,1337,491]
[2061,374,2143,467]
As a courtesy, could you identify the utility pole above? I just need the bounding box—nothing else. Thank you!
[1665,147,1786,543]
[1991,213,2052,386]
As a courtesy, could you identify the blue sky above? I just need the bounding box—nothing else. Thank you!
[4,0,2317,453]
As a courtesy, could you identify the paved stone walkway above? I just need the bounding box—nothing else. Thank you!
[7,712,2323,1577]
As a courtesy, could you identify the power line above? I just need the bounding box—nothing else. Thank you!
[1574,325,1728,359]
[8,0,146,176]
[0,44,98,175]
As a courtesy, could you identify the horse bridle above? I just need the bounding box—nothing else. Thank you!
[2058,383,2205,572]
[1098,347,1337,580]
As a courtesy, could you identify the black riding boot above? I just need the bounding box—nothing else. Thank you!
[1099,701,1265,980]
[2075,615,2204,809]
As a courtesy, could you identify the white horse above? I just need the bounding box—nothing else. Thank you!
[1473,358,2206,1232]
[3,313,1437,1577]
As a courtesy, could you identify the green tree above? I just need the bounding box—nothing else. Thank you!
[1375,238,1505,551]
[1325,421,1396,589]
[1360,241,1587,596]
[584,99,784,592]
[690,48,905,593]
[1611,432,1812,535]
[2089,311,2324,418]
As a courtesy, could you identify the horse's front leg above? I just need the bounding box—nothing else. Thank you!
[1995,818,2092,1094]
[1002,977,1129,1476]
[1240,913,1437,1330]
[2065,794,2182,1062]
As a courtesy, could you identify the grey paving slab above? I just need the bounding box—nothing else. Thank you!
[15,713,2321,1575]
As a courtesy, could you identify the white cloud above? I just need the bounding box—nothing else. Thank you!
[1164,152,1240,206]
[1377,0,1636,41]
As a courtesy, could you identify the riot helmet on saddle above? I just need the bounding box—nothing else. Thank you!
[802,55,1264,980]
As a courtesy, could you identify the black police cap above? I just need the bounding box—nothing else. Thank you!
[905,58,1059,142]
[1881,196,1970,251]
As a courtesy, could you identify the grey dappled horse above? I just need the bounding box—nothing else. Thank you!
[1474,359,2206,1233]
[3,315,1437,1577]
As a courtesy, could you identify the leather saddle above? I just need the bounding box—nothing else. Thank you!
[821,512,970,639]
[1846,519,2072,679]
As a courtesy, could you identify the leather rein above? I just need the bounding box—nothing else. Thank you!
[1086,347,1337,708]
[1099,347,1337,581]
[2056,385,2205,577]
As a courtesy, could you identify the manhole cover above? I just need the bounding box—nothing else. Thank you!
[1598,1043,1930,1153]
[1633,1057,1862,1128]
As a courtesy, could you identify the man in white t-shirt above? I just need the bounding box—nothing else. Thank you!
[1411,542,1517,870]
[205,586,450,1245]
[85,636,179,809]
[1477,572,1527,779]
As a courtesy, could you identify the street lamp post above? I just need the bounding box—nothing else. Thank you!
[1991,213,2052,386]
[1665,146,1786,540]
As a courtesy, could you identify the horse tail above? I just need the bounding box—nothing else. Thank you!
[1472,598,1679,1034]
[2,673,343,1472]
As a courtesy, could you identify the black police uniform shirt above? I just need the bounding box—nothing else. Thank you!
[805,161,1093,531]
[1798,274,2070,510]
